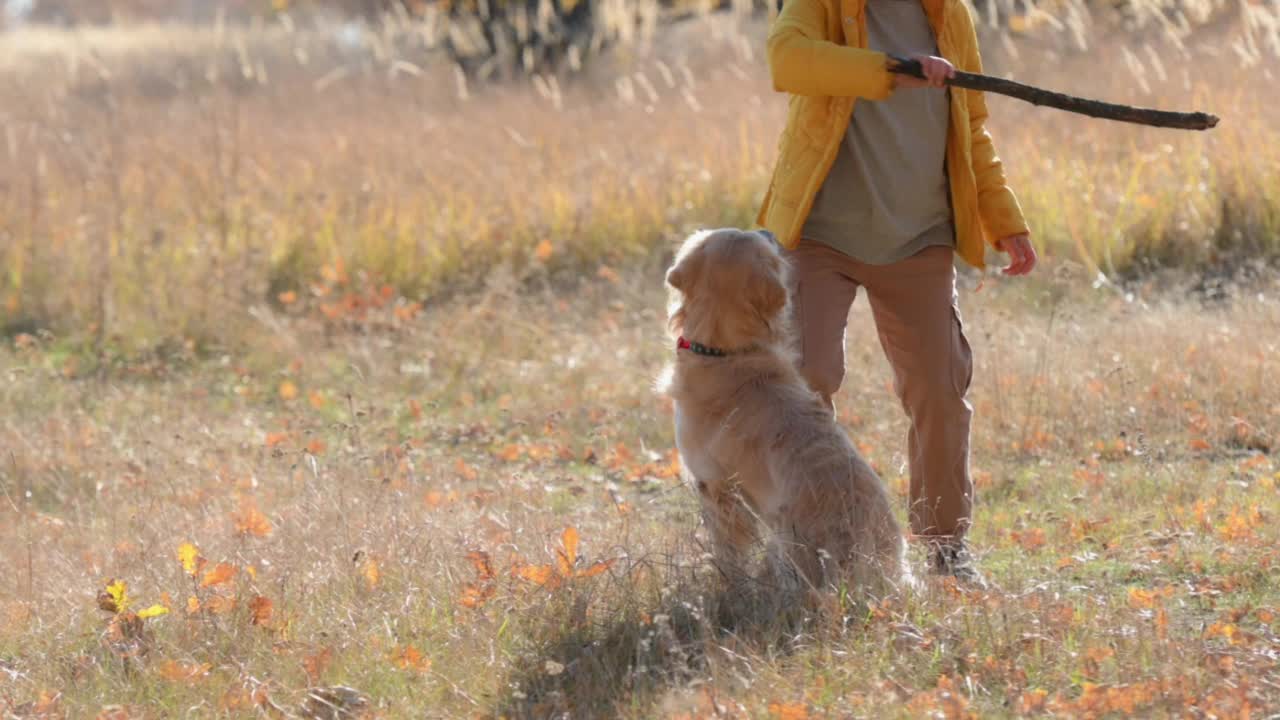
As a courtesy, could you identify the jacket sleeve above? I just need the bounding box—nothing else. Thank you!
[956,3,1030,244]
[767,0,895,100]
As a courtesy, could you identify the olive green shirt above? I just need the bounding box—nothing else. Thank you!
[801,0,955,264]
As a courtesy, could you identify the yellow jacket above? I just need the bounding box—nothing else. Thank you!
[756,0,1029,269]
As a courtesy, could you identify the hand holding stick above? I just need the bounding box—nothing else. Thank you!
[888,55,1219,131]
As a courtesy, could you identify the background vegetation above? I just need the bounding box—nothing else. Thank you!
[0,0,1277,355]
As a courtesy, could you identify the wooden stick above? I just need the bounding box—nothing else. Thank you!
[888,56,1219,131]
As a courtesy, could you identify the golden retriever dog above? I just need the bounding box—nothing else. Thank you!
[660,228,906,601]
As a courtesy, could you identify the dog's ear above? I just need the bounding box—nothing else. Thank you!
[668,230,717,292]
[666,242,704,292]
[747,254,787,318]
[665,264,688,292]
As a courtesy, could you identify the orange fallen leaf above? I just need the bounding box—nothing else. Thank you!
[513,527,617,588]
[277,290,298,305]
[249,596,274,626]
[219,682,272,712]
[1240,454,1271,472]
[394,301,423,322]
[1074,467,1105,487]
[459,550,497,608]
[1011,527,1047,551]
[158,660,212,684]
[1204,622,1238,642]
[104,612,146,649]
[466,551,495,581]
[278,381,299,401]
[200,563,237,589]
[1085,646,1115,663]
[233,500,273,538]
[264,432,289,448]
[1127,585,1173,609]
[459,583,495,609]
[1128,587,1158,609]
[390,644,431,673]
[534,239,554,262]
[303,647,333,683]
[515,563,556,587]
[557,526,580,576]
[362,559,380,590]
[1018,689,1049,714]
[455,459,478,482]
[767,701,810,720]
[29,691,60,716]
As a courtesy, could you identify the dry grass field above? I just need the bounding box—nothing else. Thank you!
[1,1,1279,717]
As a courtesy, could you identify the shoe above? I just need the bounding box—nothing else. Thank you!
[927,541,990,590]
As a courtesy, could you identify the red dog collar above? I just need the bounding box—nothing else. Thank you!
[676,336,729,358]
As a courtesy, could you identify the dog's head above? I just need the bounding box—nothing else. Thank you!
[665,228,789,350]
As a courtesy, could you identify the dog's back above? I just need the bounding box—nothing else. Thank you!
[670,347,905,596]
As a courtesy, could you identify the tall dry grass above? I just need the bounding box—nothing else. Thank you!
[0,0,1277,358]
[1,261,1277,717]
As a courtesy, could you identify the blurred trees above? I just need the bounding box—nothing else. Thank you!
[442,0,602,79]
[437,0,780,80]
[13,0,1245,81]
[26,0,201,23]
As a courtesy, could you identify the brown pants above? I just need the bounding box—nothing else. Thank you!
[787,239,974,540]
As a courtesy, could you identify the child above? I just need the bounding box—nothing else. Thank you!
[757,0,1038,586]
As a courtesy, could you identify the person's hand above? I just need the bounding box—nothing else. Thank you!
[996,233,1038,276]
[893,54,955,89]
